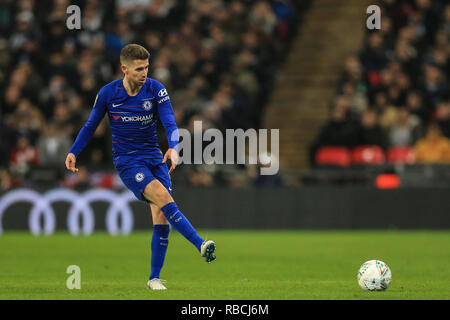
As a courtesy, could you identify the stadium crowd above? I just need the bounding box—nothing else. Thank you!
[311,0,450,167]
[0,0,309,192]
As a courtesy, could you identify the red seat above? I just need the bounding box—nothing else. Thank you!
[375,173,401,189]
[316,146,351,167]
[351,145,385,165]
[387,146,415,164]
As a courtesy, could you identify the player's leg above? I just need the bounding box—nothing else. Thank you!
[149,203,170,282]
[115,164,172,289]
[142,179,216,262]
[147,203,169,290]
[143,179,203,251]
[150,202,169,224]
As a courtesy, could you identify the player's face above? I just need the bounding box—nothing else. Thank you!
[123,59,149,85]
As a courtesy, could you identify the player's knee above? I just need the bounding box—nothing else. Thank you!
[143,181,172,206]
[153,187,171,203]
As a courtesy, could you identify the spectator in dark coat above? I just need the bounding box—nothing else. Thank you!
[309,102,359,166]
[357,108,387,149]
[435,101,450,139]
[316,104,359,148]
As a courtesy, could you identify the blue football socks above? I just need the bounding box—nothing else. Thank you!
[160,202,204,252]
[149,224,170,280]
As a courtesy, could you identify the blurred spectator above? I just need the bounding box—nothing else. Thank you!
[435,101,450,138]
[314,100,359,148]
[359,32,388,72]
[271,0,296,41]
[357,108,387,148]
[420,63,448,111]
[340,81,368,115]
[414,122,450,164]
[0,119,12,168]
[222,0,246,45]
[188,166,214,187]
[105,19,136,55]
[249,1,277,36]
[40,74,72,118]
[0,169,17,192]
[339,55,366,94]
[443,4,450,34]
[251,152,282,187]
[392,39,419,81]
[52,101,75,137]
[6,98,44,144]
[37,122,72,167]
[375,91,398,131]
[309,101,359,166]
[405,91,429,123]
[388,107,422,147]
[9,135,39,177]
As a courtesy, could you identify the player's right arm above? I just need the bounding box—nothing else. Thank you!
[65,89,108,173]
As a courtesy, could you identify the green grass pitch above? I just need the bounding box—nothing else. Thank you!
[0,230,449,300]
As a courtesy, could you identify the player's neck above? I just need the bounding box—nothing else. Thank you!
[123,77,142,96]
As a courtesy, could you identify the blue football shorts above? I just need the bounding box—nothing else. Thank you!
[115,157,173,202]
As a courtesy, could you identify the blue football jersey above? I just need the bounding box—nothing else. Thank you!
[69,78,179,165]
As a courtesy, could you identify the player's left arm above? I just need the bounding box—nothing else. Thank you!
[155,81,179,174]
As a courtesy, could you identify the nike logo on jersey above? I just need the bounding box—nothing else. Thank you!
[112,103,123,107]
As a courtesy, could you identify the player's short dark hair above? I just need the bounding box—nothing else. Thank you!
[120,44,150,66]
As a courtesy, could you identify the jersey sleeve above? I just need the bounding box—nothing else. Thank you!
[154,80,179,151]
[68,87,108,157]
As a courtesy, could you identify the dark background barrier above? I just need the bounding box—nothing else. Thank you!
[1,186,449,233]
[175,187,450,229]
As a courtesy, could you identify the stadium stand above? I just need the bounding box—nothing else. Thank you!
[0,0,311,192]
[305,0,450,187]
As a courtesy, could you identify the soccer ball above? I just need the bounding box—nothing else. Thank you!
[357,260,392,291]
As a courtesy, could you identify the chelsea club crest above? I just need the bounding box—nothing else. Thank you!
[142,100,152,111]
[135,172,145,182]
